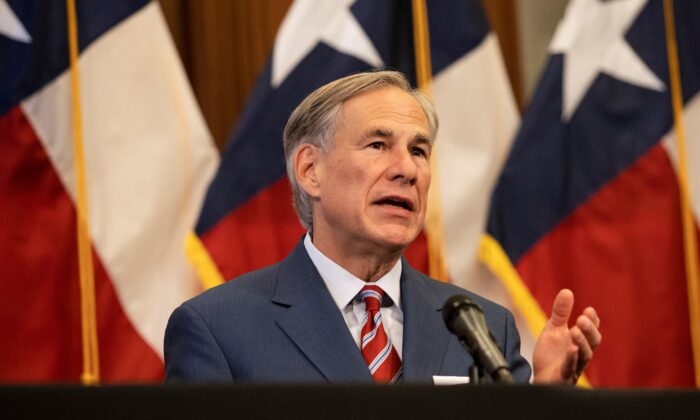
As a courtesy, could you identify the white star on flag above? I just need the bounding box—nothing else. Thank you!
[0,0,31,43]
[550,0,664,120]
[271,0,383,88]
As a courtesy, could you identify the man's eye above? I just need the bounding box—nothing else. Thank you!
[368,142,386,150]
[411,147,428,157]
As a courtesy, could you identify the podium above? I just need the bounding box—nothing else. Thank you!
[2,384,699,419]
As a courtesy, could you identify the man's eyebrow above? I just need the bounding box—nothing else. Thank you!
[363,128,432,144]
[414,134,433,146]
[364,127,393,138]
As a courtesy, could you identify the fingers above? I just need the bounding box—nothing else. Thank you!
[570,326,591,374]
[578,309,602,351]
[559,343,579,384]
[573,309,602,372]
[583,306,600,329]
[541,290,602,385]
[549,289,574,328]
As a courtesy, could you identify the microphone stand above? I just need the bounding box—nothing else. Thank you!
[443,295,516,385]
[468,364,481,385]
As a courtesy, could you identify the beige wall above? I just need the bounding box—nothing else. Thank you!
[516,0,568,103]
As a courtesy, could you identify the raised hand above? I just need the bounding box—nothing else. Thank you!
[532,289,601,384]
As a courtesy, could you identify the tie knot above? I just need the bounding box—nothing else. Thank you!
[359,285,384,312]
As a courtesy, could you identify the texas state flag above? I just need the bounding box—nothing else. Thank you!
[193,0,528,356]
[485,0,700,387]
[0,0,218,381]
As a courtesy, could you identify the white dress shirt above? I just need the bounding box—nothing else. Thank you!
[303,234,404,359]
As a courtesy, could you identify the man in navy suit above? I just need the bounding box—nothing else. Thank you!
[164,70,601,384]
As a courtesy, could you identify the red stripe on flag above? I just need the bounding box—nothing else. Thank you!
[202,178,430,281]
[201,178,306,280]
[405,231,429,275]
[0,107,163,382]
[517,143,695,387]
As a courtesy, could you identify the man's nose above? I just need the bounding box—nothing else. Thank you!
[386,147,417,185]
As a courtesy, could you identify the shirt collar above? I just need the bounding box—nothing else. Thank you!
[303,233,402,309]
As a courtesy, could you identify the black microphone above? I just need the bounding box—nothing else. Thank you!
[442,295,515,384]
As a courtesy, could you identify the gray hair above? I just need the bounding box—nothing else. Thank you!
[283,70,438,230]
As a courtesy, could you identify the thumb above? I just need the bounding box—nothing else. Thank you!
[549,289,574,328]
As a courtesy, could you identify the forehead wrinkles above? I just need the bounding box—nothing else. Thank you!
[339,89,430,139]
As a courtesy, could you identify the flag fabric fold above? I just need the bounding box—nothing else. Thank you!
[0,0,218,381]
[485,0,700,387]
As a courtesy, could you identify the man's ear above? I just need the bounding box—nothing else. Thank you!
[294,144,322,198]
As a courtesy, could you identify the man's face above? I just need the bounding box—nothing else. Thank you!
[309,86,432,256]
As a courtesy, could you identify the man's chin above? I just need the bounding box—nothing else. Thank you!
[373,227,422,252]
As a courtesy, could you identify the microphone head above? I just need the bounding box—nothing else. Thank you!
[442,294,513,382]
[442,295,483,333]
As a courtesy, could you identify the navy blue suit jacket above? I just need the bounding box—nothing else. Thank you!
[164,241,531,383]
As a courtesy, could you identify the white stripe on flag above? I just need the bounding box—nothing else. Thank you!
[431,33,535,367]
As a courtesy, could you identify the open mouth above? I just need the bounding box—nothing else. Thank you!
[375,197,413,211]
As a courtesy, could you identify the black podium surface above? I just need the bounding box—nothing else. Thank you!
[2,384,699,419]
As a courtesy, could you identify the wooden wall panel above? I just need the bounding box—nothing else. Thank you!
[482,0,523,108]
[158,0,186,62]
[159,0,292,148]
[158,0,521,150]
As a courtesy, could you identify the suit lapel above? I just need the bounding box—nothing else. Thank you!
[272,242,372,382]
[400,261,453,382]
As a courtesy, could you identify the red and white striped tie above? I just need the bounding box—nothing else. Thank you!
[359,285,402,383]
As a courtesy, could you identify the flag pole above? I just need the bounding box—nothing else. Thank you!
[66,0,100,385]
[411,0,448,282]
[185,231,225,290]
[662,0,700,387]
